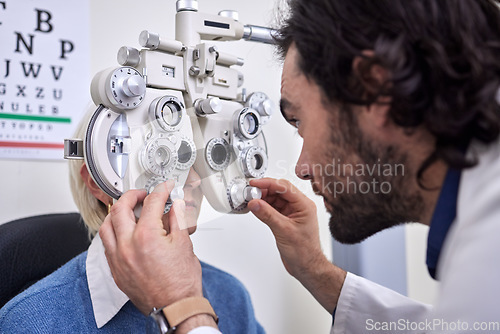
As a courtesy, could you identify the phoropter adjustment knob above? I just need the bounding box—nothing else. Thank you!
[194,97,222,117]
[244,186,262,201]
[176,0,198,12]
[246,92,275,117]
[139,31,160,49]
[121,75,146,97]
[117,46,141,67]
[218,10,239,21]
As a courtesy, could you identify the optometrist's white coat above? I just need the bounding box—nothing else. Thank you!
[331,138,500,333]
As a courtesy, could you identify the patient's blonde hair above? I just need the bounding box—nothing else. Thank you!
[68,105,107,237]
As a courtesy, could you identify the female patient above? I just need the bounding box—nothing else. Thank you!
[0,111,264,333]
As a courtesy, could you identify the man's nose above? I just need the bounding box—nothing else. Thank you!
[184,168,202,188]
[295,151,313,180]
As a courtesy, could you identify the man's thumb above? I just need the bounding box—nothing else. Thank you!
[248,199,285,232]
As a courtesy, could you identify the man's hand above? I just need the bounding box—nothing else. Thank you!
[99,182,203,315]
[248,178,346,313]
[248,178,322,278]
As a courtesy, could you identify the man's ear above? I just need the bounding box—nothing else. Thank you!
[352,50,392,129]
[352,50,391,96]
[80,164,111,205]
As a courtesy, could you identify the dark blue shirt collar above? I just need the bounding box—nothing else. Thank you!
[426,168,461,279]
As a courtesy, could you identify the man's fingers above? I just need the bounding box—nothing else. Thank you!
[110,189,147,239]
[248,198,287,233]
[250,178,309,208]
[116,188,148,212]
[99,214,117,253]
[168,200,188,233]
[262,194,289,211]
[138,180,175,229]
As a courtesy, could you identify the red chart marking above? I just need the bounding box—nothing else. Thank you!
[0,141,64,149]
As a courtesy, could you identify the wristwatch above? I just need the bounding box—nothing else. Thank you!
[150,306,175,334]
[149,297,219,334]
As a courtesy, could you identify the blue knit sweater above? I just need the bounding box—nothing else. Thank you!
[0,252,265,333]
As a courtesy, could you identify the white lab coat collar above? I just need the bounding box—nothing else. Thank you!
[86,233,129,328]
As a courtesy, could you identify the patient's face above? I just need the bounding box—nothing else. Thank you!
[83,162,203,234]
[182,168,203,233]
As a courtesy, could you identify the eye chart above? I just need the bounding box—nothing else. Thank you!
[0,0,89,160]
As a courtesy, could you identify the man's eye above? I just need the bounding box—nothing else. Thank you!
[291,119,301,129]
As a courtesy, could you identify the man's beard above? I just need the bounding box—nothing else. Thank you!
[315,104,424,244]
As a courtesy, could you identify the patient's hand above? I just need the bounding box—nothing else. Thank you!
[99,182,203,315]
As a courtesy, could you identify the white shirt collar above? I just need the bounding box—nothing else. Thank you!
[86,233,130,328]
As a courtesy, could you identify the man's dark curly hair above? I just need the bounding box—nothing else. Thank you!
[276,0,500,177]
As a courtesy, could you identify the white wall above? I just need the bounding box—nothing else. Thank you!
[0,1,333,333]
[0,160,77,223]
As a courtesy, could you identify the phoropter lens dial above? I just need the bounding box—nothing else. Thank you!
[205,138,231,171]
[141,135,178,176]
[150,96,184,131]
[176,137,197,170]
[235,108,262,139]
[240,146,268,178]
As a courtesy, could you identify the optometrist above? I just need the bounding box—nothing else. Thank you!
[99,0,500,333]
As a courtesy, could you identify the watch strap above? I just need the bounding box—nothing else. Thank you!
[162,297,218,328]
